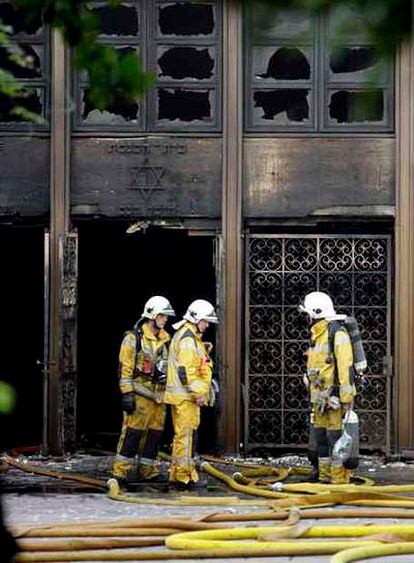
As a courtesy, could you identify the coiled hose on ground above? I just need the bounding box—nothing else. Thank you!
[8,453,414,561]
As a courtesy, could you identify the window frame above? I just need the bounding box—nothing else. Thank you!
[74,0,222,133]
[0,3,50,132]
[244,7,394,134]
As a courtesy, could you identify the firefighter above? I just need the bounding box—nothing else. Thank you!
[299,291,356,485]
[164,299,218,489]
[110,295,175,487]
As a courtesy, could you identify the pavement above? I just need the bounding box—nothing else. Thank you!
[3,453,414,562]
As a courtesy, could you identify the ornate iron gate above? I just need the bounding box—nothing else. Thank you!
[245,235,392,452]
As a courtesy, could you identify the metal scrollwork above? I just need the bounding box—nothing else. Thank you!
[249,238,283,271]
[320,273,352,305]
[284,273,317,305]
[285,239,317,271]
[249,376,282,409]
[250,307,282,339]
[246,235,391,451]
[249,410,282,444]
[320,238,353,271]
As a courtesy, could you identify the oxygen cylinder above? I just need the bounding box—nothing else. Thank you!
[343,409,359,470]
[344,317,367,374]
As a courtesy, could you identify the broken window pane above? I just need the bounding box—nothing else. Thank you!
[330,46,387,82]
[81,89,140,124]
[157,88,211,122]
[91,3,139,36]
[249,6,312,41]
[253,89,310,123]
[157,46,214,79]
[158,3,215,36]
[0,2,43,35]
[254,47,311,80]
[0,44,43,79]
[329,90,384,123]
[79,46,139,83]
[0,88,43,122]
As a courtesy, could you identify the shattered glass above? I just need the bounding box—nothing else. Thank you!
[253,89,310,123]
[157,88,211,122]
[158,2,215,36]
[329,47,387,82]
[329,89,384,123]
[254,46,311,80]
[157,46,214,80]
[0,87,43,122]
[91,3,139,36]
[81,89,140,124]
[0,2,43,35]
[0,44,43,79]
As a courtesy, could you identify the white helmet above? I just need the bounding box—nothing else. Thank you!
[184,299,218,324]
[298,291,336,320]
[141,296,175,320]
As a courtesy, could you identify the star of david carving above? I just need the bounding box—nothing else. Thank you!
[129,158,165,202]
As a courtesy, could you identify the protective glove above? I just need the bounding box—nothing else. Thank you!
[122,392,135,414]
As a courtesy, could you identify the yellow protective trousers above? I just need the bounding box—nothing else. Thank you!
[169,400,200,484]
[112,394,166,480]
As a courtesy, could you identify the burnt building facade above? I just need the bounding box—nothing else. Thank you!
[0,0,413,456]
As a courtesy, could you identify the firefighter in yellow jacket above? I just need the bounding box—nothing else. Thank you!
[111,296,175,487]
[299,291,356,484]
[164,299,218,488]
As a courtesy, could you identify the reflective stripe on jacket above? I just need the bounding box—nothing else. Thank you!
[307,319,356,405]
[119,322,170,397]
[163,321,212,405]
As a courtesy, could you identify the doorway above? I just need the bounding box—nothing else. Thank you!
[0,226,44,450]
[76,222,217,453]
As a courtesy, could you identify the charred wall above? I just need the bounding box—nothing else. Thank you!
[244,138,395,219]
[0,138,49,218]
[71,137,222,219]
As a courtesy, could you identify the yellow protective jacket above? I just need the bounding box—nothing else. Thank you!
[307,319,356,406]
[163,321,212,405]
[118,322,170,400]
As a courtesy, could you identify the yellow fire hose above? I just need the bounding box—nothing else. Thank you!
[165,523,414,550]
[273,481,414,494]
[331,542,414,562]
[107,477,272,506]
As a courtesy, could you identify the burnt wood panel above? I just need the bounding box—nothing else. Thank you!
[0,138,49,216]
[71,138,222,218]
[244,138,395,217]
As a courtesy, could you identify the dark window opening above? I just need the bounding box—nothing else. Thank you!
[158,46,214,79]
[254,89,309,121]
[0,2,42,34]
[158,3,215,36]
[330,47,380,74]
[0,44,42,79]
[92,4,139,36]
[158,88,211,121]
[82,89,139,122]
[258,47,310,80]
[0,88,42,122]
[329,90,384,123]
